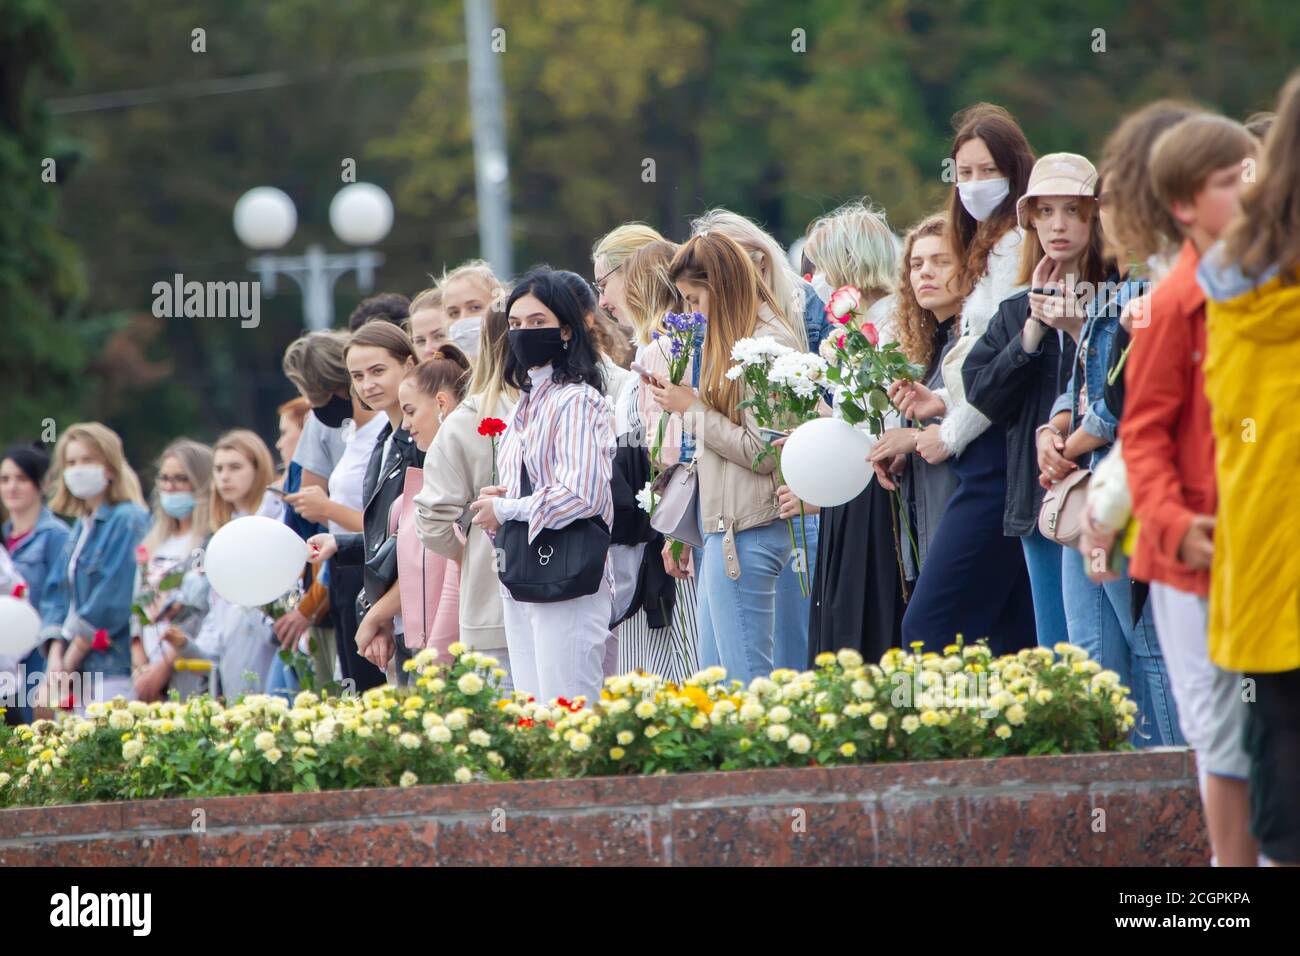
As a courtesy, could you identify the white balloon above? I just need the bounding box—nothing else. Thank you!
[0,596,41,658]
[204,516,308,608]
[780,417,874,508]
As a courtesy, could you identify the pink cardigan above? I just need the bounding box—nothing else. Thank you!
[391,467,459,658]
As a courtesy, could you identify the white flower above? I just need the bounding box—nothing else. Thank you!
[995,724,1012,739]
[1005,704,1027,726]
[228,748,244,764]
[724,364,746,381]
[739,702,765,721]
[121,739,143,762]
[253,731,276,752]
[427,725,453,744]
[636,481,656,514]
[901,715,921,734]
[569,732,592,753]
[616,730,635,745]
[730,335,794,367]
[768,352,828,400]
[787,733,812,754]
[399,732,421,750]
[263,747,283,765]
[634,700,657,720]
[468,729,492,747]
[826,285,862,320]
[0,773,9,787]
[108,710,134,730]
[445,710,468,731]
[400,771,418,788]
[868,712,889,730]
[454,767,473,784]
[767,705,792,724]
[766,724,790,742]
[457,673,484,696]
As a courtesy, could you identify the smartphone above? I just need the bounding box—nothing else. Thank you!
[265,485,287,497]
[1030,287,1060,296]
[630,361,662,386]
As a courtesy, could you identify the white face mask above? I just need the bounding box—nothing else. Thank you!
[448,317,481,359]
[64,463,109,501]
[957,177,1011,222]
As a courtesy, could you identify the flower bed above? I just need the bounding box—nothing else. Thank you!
[0,641,1139,807]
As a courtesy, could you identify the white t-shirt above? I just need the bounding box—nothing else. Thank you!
[326,414,386,536]
[140,533,194,661]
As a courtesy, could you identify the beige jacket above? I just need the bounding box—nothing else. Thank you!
[412,394,514,651]
[683,309,801,580]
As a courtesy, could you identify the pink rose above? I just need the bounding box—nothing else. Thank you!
[825,285,862,323]
[135,545,149,565]
[861,322,880,346]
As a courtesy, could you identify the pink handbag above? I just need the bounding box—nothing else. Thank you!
[1038,467,1092,548]
[392,468,459,656]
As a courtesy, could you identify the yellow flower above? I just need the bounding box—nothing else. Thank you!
[400,771,418,788]
[1005,704,1027,726]
[569,732,592,753]
[689,713,709,730]
[454,766,473,783]
[634,700,657,720]
[995,724,1012,739]
[609,747,626,760]
[814,652,837,668]
[839,742,857,757]
[836,649,864,669]
[616,730,634,745]
[448,642,467,657]
[644,725,660,739]
[680,685,713,714]
[1034,689,1054,705]
[919,710,940,727]
[900,715,921,735]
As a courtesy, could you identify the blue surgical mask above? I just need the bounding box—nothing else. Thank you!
[159,490,197,518]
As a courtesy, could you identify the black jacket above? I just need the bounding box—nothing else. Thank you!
[335,423,425,609]
[963,290,1076,536]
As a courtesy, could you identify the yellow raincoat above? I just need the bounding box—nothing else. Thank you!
[1200,252,1300,673]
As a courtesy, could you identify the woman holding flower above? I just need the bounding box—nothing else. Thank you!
[414,300,517,676]
[468,268,616,705]
[780,200,908,664]
[37,423,149,713]
[652,232,801,685]
[129,439,213,702]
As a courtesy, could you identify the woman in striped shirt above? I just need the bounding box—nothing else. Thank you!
[469,268,616,706]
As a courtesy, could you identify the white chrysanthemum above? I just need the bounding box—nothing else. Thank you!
[819,713,838,730]
[1035,689,1054,705]
[454,767,473,784]
[606,698,631,715]
[739,702,764,721]
[457,673,484,696]
[427,725,453,744]
[995,723,1012,739]
[569,732,592,753]
[767,705,792,724]
[616,730,635,745]
[900,715,921,734]
[312,719,337,746]
[108,710,133,730]
[445,710,468,731]
[399,771,418,788]
[263,747,283,765]
[836,649,864,669]
[1005,703,1027,726]
[399,732,421,750]
[634,700,657,720]
[253,731,276,752]
[121,739,143,762]
[468,729,491,747]
[868,712,889,730]
[765,723,790,742]
[787,733,812,754]
[635,481,656,514]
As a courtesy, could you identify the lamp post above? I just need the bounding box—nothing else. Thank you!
[233,183,394,331]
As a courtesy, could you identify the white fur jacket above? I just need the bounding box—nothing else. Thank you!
[933,227,1027,457]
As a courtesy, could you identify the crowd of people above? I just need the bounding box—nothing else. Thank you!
[2,74,1298,866]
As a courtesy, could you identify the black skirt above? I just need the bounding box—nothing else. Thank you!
[807,477,906,666]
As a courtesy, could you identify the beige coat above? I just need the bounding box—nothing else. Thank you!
[412,393,514,651]
[683,309,800,580]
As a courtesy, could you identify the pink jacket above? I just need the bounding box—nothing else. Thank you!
[391,467,459,658]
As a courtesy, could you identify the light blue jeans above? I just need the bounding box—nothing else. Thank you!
[265,653,301,701]
[774,512,817,671]
[1020,529,1069,647]
[695,521,792,686]
[1062,548,1184,748]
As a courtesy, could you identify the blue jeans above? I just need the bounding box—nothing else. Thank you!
[265,653,301,701]
[774,512,817,670]
[1062,548,1184,748]
[695,521,792,686]
[1020,529,1068,647]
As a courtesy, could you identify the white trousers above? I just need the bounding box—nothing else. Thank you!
[1149,581,1250,790]
[501,580,613,706]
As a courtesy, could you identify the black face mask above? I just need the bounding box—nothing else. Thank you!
[312,393,353,428]
[508,327,567,371]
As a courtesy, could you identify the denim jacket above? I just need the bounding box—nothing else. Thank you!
[4,507,71,613]
[38,501,150,678]
[801,280,828,355]
[1050,275,1147,469]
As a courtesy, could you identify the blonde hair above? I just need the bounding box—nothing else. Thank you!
[691,208,809,351]
[622,240,682,345]
[48,422,146,518]
[438,259,504,309]
[409,287,443,313]
[669,232,781,425]
[209,429,276,531]
[282,330,351,407]
[466,307,516,415]
[143,439,213,553]
[803,199,899,296]
[592,222,666,272]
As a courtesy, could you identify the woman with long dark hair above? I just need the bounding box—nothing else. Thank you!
[469,267,616,705]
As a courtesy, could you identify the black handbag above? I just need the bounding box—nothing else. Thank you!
[497,459,610,603]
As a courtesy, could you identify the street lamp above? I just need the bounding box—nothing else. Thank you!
[233,183,394,331]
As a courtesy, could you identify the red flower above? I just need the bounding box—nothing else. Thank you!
[836,334,846,350]
[861,322,880,346]
[802,272,813,283]
[516,717,535,729]
[10,582,26,600]
[134,545,149,566]
[477,417,507,438]
[59,693,76,710]
[556,696,570,709]
[92,629,111,652]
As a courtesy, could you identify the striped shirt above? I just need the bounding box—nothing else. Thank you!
[492,364,616,543]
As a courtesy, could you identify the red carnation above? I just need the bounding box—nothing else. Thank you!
[11,582,26,599]
[92,629,111,652]
[477,417,507,438]
[516,717,535,729]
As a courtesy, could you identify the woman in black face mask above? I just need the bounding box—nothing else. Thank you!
[468,268,616,707]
